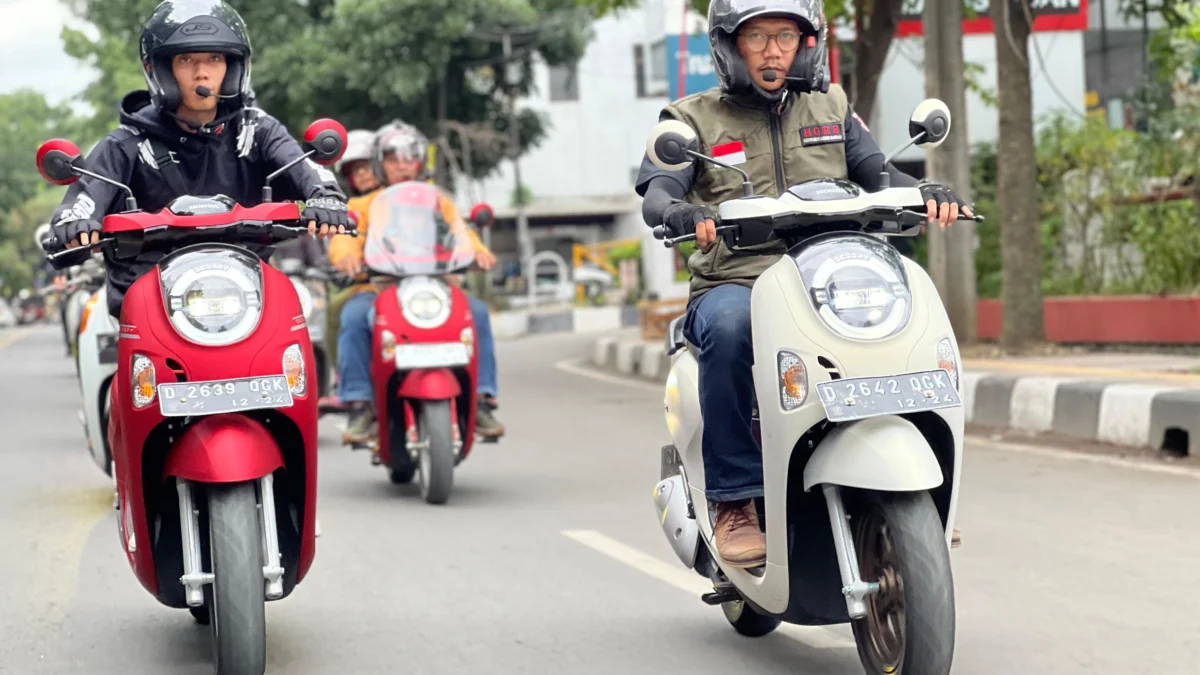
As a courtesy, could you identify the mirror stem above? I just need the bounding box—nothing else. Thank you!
[685,149,755,196]
[75,167,138,211]
[265,149,317,188]
[882,131,927,167]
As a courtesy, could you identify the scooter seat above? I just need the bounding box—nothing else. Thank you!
[666,314,687,356]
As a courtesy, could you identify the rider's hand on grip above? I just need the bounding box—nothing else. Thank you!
[663,202,718,250]
[334,254,363,279]
[303,196,354,238]
[48,218,101,252]
[917,181,973,229]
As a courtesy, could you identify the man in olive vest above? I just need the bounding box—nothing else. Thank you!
[636,0,971,569]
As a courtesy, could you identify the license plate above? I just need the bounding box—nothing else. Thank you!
[157,375,294,418]
[816,370,961,423]
[97,334,118,365]
[394,342,470,369]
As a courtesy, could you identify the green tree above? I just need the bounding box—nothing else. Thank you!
[0,91,75,217]
[62,0,596,181]
[0,190,66,295]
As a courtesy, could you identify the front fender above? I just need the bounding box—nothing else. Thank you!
[397,368,462,400]
[803,416,944,492]
[163,415,283,483]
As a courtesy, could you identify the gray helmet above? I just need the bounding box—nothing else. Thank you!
[335,129,375,174]
[708,0,829,98]
[371,121,429,183]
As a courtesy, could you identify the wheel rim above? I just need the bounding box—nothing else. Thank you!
[856,503,906,671]
[417,423,431,498]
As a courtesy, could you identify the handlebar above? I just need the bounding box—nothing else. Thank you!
[653,210,984,249]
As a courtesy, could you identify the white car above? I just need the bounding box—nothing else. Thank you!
[0,298,15,329]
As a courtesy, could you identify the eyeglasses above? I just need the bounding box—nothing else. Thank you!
[739,30,802,53]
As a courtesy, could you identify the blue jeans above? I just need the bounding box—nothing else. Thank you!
[336,291,498,403]
[682,284,760,502]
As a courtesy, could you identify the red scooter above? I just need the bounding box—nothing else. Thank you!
[361,182,496,504]
[37,120,348,675]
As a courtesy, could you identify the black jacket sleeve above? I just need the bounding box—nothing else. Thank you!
[49,130,138,228]
[843,105,919,191]
[254,112,346,203]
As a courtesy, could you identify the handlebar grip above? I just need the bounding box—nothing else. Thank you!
[652,225,668,240]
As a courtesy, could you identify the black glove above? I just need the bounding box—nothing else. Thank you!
[662,202,717,238]
[918,181,971,220]
[47,218,101,252]
[303,196,355,234]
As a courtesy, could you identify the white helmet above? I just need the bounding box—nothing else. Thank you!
[335,129,375,174]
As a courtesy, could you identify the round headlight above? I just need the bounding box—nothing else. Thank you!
[792,235,912,341]
[397,277,451,329]
[160,246,263,346]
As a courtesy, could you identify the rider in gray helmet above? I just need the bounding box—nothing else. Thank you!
[635,0,971,569]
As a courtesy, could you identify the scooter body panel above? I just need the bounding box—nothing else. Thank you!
[370,278,478,468]
[111,260,319,605]
[78,286,119,475]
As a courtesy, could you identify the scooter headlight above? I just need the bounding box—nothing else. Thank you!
[396,276,451,329]
[793,235,912,341]
[159,247,263,347]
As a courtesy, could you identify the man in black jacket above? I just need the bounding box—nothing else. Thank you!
[44,0,353,316]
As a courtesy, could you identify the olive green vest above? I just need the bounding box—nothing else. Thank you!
[663,85,850,303]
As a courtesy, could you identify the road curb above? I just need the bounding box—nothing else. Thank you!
[586,336,1200,456]
[492,305,640,339]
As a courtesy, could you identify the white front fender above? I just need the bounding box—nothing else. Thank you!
[803,416,944,492]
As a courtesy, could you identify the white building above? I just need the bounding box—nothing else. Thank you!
[473,0,1121,298]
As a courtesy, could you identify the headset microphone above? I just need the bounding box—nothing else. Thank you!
[195,86,238,99]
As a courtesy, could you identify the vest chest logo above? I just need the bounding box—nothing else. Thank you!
[711,141,747,166]
[800,123,845,147]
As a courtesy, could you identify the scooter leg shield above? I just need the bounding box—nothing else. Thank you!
[802,416,944,493]
[653,474,700,568]
[163,416,284,483]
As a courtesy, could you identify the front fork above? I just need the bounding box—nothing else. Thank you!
[822,485,880,619]
[176,475,286,608]
[402,399,463,461]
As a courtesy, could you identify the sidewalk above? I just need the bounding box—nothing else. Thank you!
[587,331,1200,457]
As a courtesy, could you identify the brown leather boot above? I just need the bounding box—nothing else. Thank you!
[713,500,767,568]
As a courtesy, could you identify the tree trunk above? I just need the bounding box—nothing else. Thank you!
[924,0,977,342]
[991,0,1044,350]
[853,0,904,123]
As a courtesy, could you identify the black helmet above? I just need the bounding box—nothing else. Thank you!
[139,0,253,117]
[708,0,830,99]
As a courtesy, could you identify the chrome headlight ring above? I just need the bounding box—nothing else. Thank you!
[794,236,913,341]
[160,247,264,347]
[396,276,451,329]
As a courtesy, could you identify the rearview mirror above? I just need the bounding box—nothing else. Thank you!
[645,120,699,171]
[470,203,495,229]
[908,99,952,148]
[36,140,82,186]
[303,119,349,166]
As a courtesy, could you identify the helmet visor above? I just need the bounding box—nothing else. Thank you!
[709,0,822,34]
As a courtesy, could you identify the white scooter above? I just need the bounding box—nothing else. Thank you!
[648,99,979,675]
[76,278,119,477]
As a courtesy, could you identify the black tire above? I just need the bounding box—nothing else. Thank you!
[851,491,955,675]
[207,482,267,675]
[416,400,455,504]
[389,465,415,485]
[387,414,416,484]
[721,599,781,637]
[190,604,211,625]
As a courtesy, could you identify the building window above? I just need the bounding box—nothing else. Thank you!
[649,39,667,82]
[636,41,668,98]
[549,64,579,102]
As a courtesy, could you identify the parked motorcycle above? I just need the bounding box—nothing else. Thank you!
[36,118,348,675]
[62,255,106,375]
[359,182,495,504]
[646,100,980,675]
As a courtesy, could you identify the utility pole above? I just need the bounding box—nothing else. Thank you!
[502,31,534,294]
[922,0,977,342]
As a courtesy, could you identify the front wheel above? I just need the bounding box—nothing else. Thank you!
[416,400,455,505]
[207,482,267,675]
[851,491,955,675]
[721,599,780,637]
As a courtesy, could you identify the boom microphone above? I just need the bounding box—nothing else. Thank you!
[195,86,238,99]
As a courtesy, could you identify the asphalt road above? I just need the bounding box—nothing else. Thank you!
[0,325,1196,674]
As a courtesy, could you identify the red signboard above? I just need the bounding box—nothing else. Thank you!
[895,0,1088,37]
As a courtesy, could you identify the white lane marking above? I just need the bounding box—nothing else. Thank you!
[554,358,662,392]
[558,356,1200,479]
[970,437,1200,480]
[562,529,855,651]
[0,328,30,351]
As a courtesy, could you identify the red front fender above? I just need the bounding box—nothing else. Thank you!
[397,368,462,400]
[163,415,283,483]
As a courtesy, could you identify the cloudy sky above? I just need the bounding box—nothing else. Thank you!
[0,0,97,104]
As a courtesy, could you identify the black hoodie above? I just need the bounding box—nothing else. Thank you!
[50,91,346,316]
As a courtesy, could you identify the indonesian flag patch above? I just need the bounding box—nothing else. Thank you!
[711,140,747,166]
